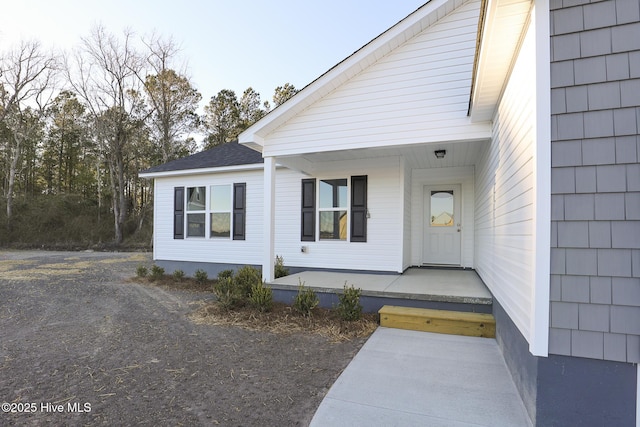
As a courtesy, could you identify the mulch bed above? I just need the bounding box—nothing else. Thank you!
[191,301,379,343]
[0,251,377,426]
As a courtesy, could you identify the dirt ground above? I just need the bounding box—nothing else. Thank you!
[0,251,370,426]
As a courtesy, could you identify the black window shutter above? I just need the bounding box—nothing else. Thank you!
[351,175,367,242]
[174,187,184,239]
[301,178,316,241]
[233,183,246,240]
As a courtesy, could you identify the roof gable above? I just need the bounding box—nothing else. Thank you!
[261,1,485,157]
[239,0,486,153]
[139,142,263,177]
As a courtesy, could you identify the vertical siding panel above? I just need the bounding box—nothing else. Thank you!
[403,159,413,270]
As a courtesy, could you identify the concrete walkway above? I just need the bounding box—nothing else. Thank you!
[310,327,532,427]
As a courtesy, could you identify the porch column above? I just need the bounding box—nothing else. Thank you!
[263,156,276,282]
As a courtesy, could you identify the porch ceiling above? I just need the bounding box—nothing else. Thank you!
[277,139,489,172]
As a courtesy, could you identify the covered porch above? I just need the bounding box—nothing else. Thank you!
[269,267,493,314]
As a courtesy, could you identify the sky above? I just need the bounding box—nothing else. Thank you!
[1,0,428,108]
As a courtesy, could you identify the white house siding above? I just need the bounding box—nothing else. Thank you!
[153,170,264,265]
[475,20,536,344]
[261,0,484,158]
[411,166,475,268]
[274,157,404,273]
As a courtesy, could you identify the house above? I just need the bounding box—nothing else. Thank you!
[139,0,640,425]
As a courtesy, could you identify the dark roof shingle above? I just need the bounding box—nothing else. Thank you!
[140,142,263,175]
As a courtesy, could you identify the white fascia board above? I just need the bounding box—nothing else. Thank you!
[138,163,264,179]
[238,133,265,149]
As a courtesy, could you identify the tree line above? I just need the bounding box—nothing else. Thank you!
[0,27,299,246]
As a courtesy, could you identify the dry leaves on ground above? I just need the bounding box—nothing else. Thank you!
[190,301,379,343]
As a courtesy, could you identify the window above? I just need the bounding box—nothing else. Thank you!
[187,186,206,237]
[301,176,367,242]
[210,184,231,238]
[174,184,246,240]
[319,179,348,240]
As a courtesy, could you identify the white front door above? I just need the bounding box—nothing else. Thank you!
[423,185,461,265]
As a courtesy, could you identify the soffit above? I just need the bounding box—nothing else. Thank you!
[469,0,532,122]
[276,139,489,173]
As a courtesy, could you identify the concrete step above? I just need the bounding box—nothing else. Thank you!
[378,305,496,338]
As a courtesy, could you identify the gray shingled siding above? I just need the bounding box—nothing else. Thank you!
[550,0,640,363]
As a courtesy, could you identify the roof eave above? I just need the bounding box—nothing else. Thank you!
[469,0,533,123]
[139,163,264,179]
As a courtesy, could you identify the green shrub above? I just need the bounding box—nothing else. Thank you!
[336,283,363,321]
[172,269,185,281]
[234,265,262,299]
[194,269,208,285]
[274,255,289,278]
[249,281,273,312]
[136,265,148,278]
[217,269,235,281]
[149,265,165,281]
[293,280,319,317]
[213,277,242,310]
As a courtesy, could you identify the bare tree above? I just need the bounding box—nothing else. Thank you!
[0,40,57,227]
[138,35,201,164]
[65,25,143,244]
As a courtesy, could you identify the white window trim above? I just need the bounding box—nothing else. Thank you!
[184,183,235,240]
[186,186,207,238]
[210,184,232,239]
[317,177,350,242]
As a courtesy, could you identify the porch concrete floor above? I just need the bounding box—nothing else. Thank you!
[270,267,492,304]
[310,327,532,427]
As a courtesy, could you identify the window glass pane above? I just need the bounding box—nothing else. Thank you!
[319,179,347,208]
[210,184,231,211]
[319,210,347,240]
[430,191,454,226]
[187,213,205,237]
[210,213,231,238]
[187,187,206,211]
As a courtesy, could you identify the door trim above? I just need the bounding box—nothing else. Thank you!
[422,184,462,266]
[409,166,474,269]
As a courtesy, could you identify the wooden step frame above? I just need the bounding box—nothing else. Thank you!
[378,305,495,338]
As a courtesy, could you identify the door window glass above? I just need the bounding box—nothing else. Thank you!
[430,191,454,227]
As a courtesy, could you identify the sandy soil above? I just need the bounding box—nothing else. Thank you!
[0,251,367,426]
